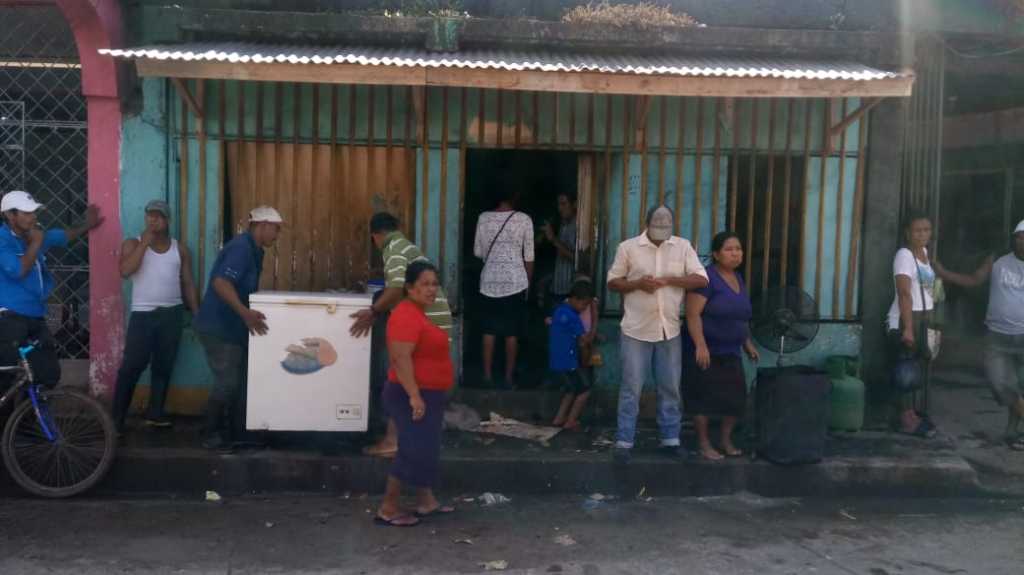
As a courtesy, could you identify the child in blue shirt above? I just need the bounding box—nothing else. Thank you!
[550,280,595,431]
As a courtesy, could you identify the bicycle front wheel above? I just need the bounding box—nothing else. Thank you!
[2,388,116,498]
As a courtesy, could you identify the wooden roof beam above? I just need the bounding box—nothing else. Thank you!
[137,60,914,99]
[171,77,204,121]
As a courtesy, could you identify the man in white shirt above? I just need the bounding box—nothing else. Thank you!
[607,206,708,463]
[936,219,1024,448]
[112,200,199,432]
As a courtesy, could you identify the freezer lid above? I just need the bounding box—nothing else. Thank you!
[249,291,373,306]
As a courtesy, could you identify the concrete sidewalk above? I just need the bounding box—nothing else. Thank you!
[930,367,1024,495]
[0,412,981,499]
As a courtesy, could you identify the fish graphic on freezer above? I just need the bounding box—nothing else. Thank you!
[246,292,373,432]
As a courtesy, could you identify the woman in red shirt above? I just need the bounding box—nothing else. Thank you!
[375,261,455,527]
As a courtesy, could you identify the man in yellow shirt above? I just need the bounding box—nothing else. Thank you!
[607,206,708,463]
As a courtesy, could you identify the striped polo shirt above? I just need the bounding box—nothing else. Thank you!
[382,231,453,338]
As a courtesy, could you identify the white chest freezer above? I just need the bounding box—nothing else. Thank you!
[246,291,373,432]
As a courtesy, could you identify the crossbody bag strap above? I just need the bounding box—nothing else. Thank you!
[483,211,517,265]
[912,254,929,313]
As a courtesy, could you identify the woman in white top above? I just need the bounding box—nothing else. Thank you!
[473,184,535,388]
[888,211,938,438]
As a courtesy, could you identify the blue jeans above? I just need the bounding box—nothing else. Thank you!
[615,334,683,449]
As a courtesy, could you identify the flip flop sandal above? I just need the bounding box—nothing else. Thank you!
[362,445,398,458]
[414,506,456,518]
[374,514,420,527]
[1005,435,1024,451]
[700,448,724,461]
[901,419,936,439]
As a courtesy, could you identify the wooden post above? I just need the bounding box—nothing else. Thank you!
[694,97,705,251]
[729,100,740,231]
[780,99,795,287]
[440,87,449,274]
[675,97,686,236]
[712,98,722,235]
[658,96,667,205]
[329,85,339,287]
[846,110,869,317]
[621,96,630,238]
[178,83,189,250]
[745,99,758,282]
[832,98,849,317]
[762,98,777,292]
[798,100,813,292]
[196,79,207,294]
[814,99,831,308]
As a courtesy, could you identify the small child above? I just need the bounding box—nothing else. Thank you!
[550,280,596,431]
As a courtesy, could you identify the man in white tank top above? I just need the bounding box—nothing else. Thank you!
[111,200,199,432]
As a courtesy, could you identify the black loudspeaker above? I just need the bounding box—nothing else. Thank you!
[754,366,831,465]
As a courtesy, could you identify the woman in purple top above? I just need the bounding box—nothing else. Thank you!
[683,231,760,461]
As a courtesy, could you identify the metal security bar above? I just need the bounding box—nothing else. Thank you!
[0,5,89,359]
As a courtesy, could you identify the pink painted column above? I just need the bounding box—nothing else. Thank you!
[54,0,126,401]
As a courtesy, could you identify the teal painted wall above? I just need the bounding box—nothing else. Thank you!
[119,77,868,407]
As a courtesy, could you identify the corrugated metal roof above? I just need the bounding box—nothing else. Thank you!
[100,42,903,81]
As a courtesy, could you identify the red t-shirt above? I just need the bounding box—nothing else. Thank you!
[386,300,454,391]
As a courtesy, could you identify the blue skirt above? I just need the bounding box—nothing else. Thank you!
[382,382,447,488]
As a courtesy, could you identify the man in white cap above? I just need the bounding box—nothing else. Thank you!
[193,205,282,450]
[111,199,200,432]
[0,191,103,387]
[935,219,1024,449]
[607,205,708,463]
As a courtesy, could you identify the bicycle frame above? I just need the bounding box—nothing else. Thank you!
[0,342,57,442]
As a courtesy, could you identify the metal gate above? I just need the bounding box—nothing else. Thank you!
[0,5,90,359]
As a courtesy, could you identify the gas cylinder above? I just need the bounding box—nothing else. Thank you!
[826,355,865,432]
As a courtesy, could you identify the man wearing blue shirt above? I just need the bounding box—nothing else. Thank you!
[0,190,103,387]
[194,205,282,450]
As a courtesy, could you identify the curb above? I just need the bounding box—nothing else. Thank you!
[5,447,978,499]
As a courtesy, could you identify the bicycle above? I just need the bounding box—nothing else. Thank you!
[0,339,116,497]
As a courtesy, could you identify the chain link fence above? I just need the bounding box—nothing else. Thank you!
[0,5,89,359]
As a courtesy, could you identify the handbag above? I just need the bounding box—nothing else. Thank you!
[913,257,941,358]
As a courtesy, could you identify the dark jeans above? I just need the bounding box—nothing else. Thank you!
[199,332,248,436]
[112,305,184,429]
[0,311,60,388]
[369,295,391,435]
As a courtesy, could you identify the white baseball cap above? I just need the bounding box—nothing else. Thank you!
[1,191,43,213]
[248,205,284,224]
[1015,219,1024,234]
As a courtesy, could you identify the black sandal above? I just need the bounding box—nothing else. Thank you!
[374,514,420,527]
[414,505,456,518]
[897,419,936,439]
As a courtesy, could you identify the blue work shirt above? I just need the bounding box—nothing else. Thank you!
[0,225,68,318]
[549,302,585,372]
[194,232,264,345]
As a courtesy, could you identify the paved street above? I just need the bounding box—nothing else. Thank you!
[2,493,1022,574]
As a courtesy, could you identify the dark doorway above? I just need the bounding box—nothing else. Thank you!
[938,170,1014,335]
[461,150,579,388]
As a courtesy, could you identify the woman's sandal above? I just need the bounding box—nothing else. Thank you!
[414,505,456,518]
[562,421,584,433]
[898,418,937,439]
[1005,434,1024,451]
[700,446,724,461]
[374,514,420,527]
[362,444,398,458]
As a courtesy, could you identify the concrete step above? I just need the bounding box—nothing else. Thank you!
[0,421,981,499]
[85,445,978,500]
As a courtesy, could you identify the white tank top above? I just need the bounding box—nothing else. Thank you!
[131,239,183,311]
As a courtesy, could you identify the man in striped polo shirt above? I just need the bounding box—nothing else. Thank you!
[350,212,452,457]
